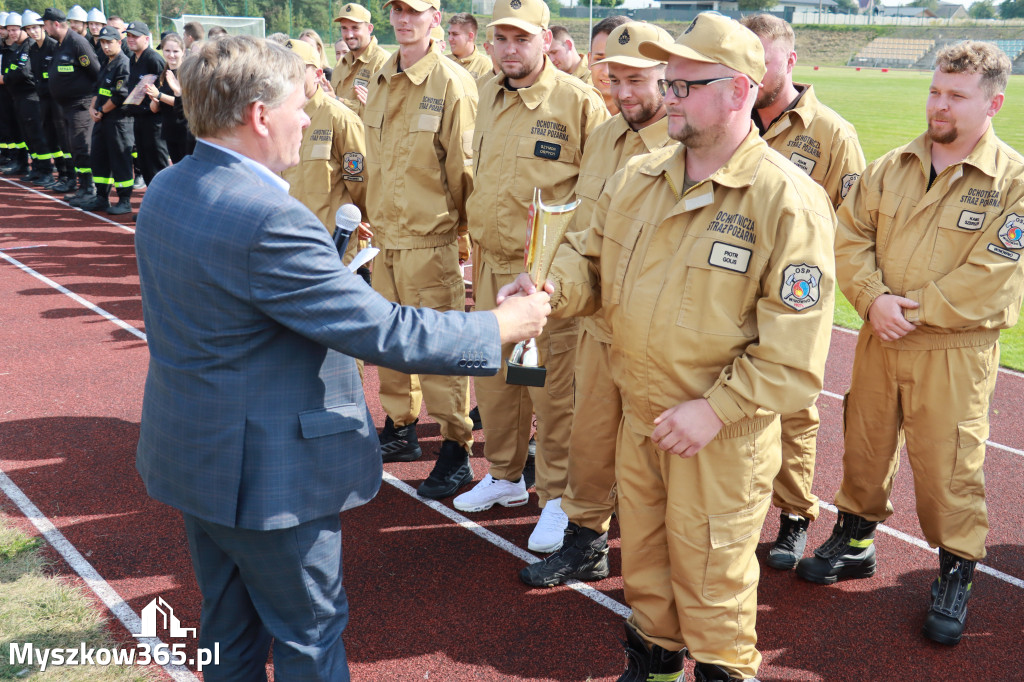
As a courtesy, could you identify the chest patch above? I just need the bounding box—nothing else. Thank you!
[997,213,1024,249]
[534,140,561,160]
[957,210,984,231]
[781,263,822,311]
[788,152,816,176]
[708,242,751,274]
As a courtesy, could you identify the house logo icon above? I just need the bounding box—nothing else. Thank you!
[132,597,197,639]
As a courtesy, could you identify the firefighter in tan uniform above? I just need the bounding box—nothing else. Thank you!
[363,0,480,500]
[452,0,608,554]
[331,3,390,115]
[519,21,677,588]
[502,14,836,681]
[547,25,592,85]
[281,38,367,265]
[587,15,630,116]
[797,41,1024,648]
[476,26,501,87]
[739,13,866,571]
[446,13,492,79]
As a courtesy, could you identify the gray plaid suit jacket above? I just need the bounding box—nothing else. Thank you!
[135,142,500,530]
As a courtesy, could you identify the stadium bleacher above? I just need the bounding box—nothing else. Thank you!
[849,37,935,67]
[994,39,1024,60]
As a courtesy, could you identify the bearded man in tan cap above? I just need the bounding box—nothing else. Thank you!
[519,20,677,589]
[454,0,607,554]
[499,12,836,681]
[331,2,390,114]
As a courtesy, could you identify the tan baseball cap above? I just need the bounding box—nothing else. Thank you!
[382,0,440,11]
[487,0,550,36]
[638,11,766,85]
[286,38,320,68]
[334,3,372,23]
[592,22,674,68]
[430,26,444,41]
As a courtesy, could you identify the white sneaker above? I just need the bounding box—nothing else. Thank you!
[453,474,529,513]
[528,497,568,553]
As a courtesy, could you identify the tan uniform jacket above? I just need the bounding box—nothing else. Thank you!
[364,48,477,250]
[759,83,865,210]
[448,48,493,79]
[570,53,592,85]
[331,37,390,115]
[281,87,367,235]
[468,58,608,272]
[836,125,1024,337]
[571,114,677,343]
[549,126,836,434]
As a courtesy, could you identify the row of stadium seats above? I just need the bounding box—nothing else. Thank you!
[854,37,935,63]
[993,40,1024,60]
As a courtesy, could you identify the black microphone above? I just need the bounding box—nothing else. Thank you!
[333,204,361,257]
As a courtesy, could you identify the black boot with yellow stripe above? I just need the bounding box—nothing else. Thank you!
[693,662,754,681]
[923,548,975,646]
[617,622,684,682]
[795,511,877,584]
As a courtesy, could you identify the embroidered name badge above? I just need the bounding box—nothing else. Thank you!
[781,263,821,311]
[354,77,368,88]
[841,173,859,199]
[534,140,561,160]
[987,243,1020,261]
[789,152,816,176]
[957,210,984,231]
[343,152,364,175]
[708,241,751,273]
[997,213,1024,249]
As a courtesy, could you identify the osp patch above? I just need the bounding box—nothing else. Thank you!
[997,213,1024,249]
[343,152,364,175]
[781,263,821,311]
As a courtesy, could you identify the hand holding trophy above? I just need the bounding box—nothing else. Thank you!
[505,188,580,387]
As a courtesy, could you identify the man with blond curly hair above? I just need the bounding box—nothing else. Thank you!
[797,40,1024,647]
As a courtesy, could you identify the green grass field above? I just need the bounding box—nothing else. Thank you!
[793,66,1024,370]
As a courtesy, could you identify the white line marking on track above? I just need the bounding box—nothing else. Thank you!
[382,472,632,618]
[0,177,136,234]
[0,250,146,342]
[0,469,200,681]
[0,245,47,251]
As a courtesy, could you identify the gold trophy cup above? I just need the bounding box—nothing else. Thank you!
[506,188,580,387]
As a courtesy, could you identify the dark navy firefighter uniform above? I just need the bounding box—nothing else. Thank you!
[90,45,133,212]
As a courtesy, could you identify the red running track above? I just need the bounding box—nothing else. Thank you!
[1,177,1023,681]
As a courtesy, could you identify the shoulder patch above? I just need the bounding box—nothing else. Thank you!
[343,152,364,175]
[997,213,1024,249]
[781,264,822,311]
[988,243,1020,261]
[79,55,90,67]
[841,173,859,199]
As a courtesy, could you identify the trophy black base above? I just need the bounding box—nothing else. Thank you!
[506,360,546,387]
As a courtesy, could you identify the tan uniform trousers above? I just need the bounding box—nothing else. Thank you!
[774,406,821,520]
[618,416,780,679]
[372,243,473,450]
[835,327,996,561]
[474,256,577,507]
[561,327,620,533]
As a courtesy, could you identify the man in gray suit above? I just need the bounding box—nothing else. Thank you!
[134,35,549,682]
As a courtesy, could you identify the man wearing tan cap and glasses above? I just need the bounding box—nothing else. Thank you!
[362,0,480,499]
[499,11,836,681]
[454,0,607,554]
[331,2,390,114]
[519,20,677,589]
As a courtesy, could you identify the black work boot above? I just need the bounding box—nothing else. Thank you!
[68,179,96,208]
[523,437,537,489]
[617,622,685,682]
[519,522,610,587]
[693,662,751,681]
[77,190,109,212]
[469,405,482,430]
[107,189,133,215]
[417,440,473,499]
[33,161,56,187]
[922,548,976,646]
[796,511,877,584]
[379,416,422,462]
[766,512,810,570]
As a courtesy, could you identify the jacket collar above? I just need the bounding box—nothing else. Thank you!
[903,124,1002,180]
[486,57,559,111]
[376,46,439,87]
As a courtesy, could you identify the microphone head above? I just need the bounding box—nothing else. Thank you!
[335,203,362,232]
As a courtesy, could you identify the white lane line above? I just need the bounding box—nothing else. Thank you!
[819,389,1022,457]
[0,468,199,681]
[382,472,632,618]
[0,250,146,342]
[818,502,1024,589]
[0,177,136,234]
[0,245,48,252]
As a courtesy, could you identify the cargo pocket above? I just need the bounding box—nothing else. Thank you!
[540,322,579,399]
[677,243,759,338]
[703,495,771,603]
[601,217,643,308]
[929,206,985,275]
[950,416,988,496]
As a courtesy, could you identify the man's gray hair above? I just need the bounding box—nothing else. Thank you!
[180,35,304,139]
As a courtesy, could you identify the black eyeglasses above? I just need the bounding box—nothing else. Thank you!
[657,77,735,98]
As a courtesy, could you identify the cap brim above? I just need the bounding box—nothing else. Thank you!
[334,16,368,22]
[486,18,543,35]
[637,40,716,66]
[591,55,663,68]
[382,0,436,10]
[127,30,148,36]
